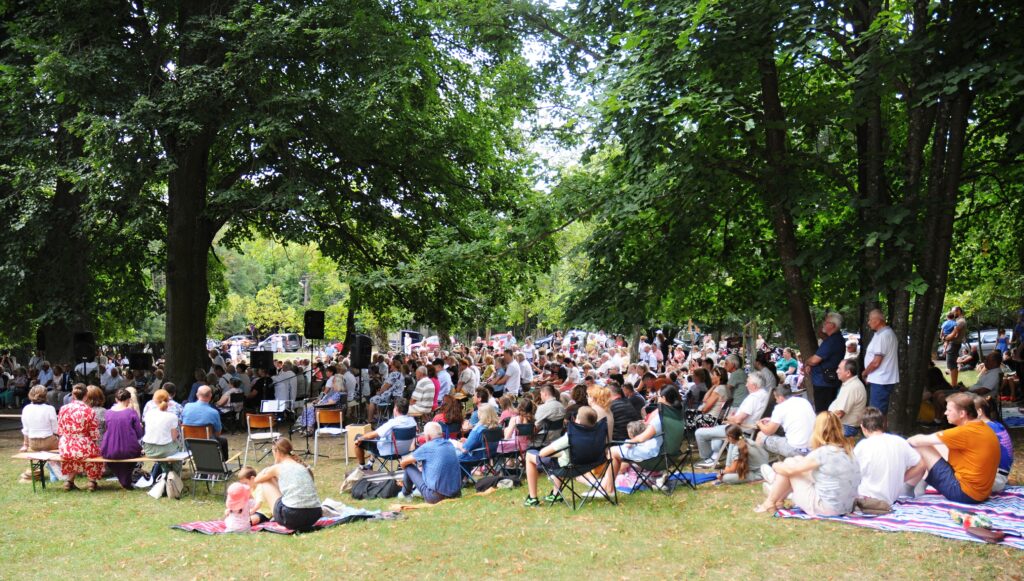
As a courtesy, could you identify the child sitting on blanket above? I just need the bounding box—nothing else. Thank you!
[238,466,273,525]
[224,482,252,532]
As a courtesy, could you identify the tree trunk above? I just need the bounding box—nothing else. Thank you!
[893,88,974,433]
[36,128,91,364]
[757,49,819,399]
[340,289,357,357]
[163,139,215,391]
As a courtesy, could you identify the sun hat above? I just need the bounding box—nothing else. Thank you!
[226,482,250,511]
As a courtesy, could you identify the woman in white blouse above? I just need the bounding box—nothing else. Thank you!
[21,385,58,452]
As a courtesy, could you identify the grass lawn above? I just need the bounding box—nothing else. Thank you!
[3,423,1024,580]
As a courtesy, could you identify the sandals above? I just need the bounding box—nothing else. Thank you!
[63,480,78,492]
[86,480,99,492]
[754,501,782,514]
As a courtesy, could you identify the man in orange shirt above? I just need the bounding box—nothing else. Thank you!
[908,393,999,504]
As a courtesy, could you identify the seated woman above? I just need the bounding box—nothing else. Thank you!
[586,385,615,442]
[85,385,107,438]
[295,370,343,434]
[455,404,500,463]
[755,411,860,515]
[564,384,588,420]
[2,367,30,407]
[57,383,104,491]
[101,389,144,490]
[253,438,322,532]
[497,399,536,454]
[716,424,769,484]
[601,386,682,495]
[19,385,58,482]
[142,389,182,482]
[430,395,465,438]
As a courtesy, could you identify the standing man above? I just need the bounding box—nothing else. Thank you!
[802,312,845,414]
[862,309,899,414]
[946,306,966,388]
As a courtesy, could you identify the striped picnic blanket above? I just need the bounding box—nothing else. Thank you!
[777,486,1024,549]
[172,515,366,535]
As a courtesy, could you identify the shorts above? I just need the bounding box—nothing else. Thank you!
[761,435,808,458]
[925,458,983,504]
[273,498,323,532]
[788,471,847,517]
[357,440,379,455]
[528,449,561,471]
[946,344,961,369]
[253,512,271,524]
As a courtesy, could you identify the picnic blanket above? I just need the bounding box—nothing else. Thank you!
[172,499,400,535]
[777,486,1024,549]
[616,471,717,494]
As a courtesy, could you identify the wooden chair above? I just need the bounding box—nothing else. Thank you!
[313,408,348,466]
[243,413,280,465]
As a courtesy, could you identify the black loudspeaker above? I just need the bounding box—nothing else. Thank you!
[73,332,96,362]
[303,310,325,340]
[128,353,153,371]
[349,333,372,369]
[36,328,45,351]
[250,350,274,371]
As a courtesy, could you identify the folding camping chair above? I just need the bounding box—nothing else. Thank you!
[362,426,417,473]
[459,427,505,484]
[495,423,535,477]
[617,404,696,495]
[312,408,348,467]
[187,438,240,498]
[243,413,280,465]
[540,417,616,510]
[531,417,565,449]
[441,420,462,440]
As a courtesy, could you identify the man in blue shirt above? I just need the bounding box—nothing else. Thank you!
[181,386,229,460]
[434,358,453,401]
[803,313,846,413]
[398,422,462,503]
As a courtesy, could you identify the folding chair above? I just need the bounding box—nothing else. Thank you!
[181,424,212,474]
[617,404,695,495]
[531,417,564,449]
[187,438,240,498]
[459,427,505,484]
[540,418,616,510]
[313,408,348,467]
[495,423,534,477]
[243,413,280,465]
[441,421,463,440]
[362,426,417,473]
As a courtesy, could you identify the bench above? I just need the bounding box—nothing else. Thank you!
[12,451,193,493]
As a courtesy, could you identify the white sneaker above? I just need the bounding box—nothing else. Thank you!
[412,488,422,498]
[654,475,667,490]
[397,491,408,500]
[695,459,716,469]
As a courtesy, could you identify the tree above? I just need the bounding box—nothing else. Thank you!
[8,0,549,387]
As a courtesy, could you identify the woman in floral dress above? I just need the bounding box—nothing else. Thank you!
[58,384,104,491]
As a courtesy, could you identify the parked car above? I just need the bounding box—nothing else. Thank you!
[966,328,1013,355]
[221,334,256,351]
[256,332,304,352]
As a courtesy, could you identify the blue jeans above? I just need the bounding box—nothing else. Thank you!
[868,383,895,413]
[402,465,446,504]
[842,424,859,438]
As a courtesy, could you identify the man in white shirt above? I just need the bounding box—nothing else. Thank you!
[275,362,298,404]
[854,407,925,504]
[456,358,478,395]
[354,397,417,469]
[517,352,533,392]
[434,358,453,401]
[830,359,868,437]
[409,366,436,416]
[341,365,358,405]
[695,374,771,467]
[862,309,899,413]
[756,384,816,457]
[491,350,521,397]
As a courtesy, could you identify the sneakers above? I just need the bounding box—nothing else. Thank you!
[543,491,562,503]
[412,488,422,498]
[523,496,540,507]
[397,491,408,500]
[694,459,716,469]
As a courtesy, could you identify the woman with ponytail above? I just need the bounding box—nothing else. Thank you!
[716,424,769,484]
[253,437,322,531]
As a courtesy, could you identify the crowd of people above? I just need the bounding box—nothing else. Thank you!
[4,308,1021,527]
